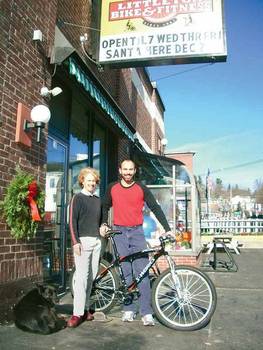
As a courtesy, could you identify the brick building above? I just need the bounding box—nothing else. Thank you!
[165,151,196,173]
[0,1,202,320]
[0,0,168,316]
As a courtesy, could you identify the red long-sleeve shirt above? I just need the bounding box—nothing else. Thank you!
[102,181,170,231]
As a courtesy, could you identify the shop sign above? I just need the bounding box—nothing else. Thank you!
[98,0,227,67]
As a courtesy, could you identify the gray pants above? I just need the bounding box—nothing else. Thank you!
[114,225,153,316]
[73,237,101,316]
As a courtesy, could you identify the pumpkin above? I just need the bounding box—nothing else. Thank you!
[182,231,191,242]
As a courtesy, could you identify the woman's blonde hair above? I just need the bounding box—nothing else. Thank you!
[78,167,100,187]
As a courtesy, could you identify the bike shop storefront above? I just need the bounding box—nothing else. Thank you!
[41,56,135,293]
[133,149,202,262]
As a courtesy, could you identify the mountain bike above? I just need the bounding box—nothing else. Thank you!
[70,230,217,331]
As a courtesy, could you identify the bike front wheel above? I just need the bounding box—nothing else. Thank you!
[152,266,217,331]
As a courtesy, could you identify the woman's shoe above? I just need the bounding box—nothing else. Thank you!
[67,315,84,328]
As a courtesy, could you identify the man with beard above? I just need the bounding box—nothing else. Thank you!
[101,160,171,326]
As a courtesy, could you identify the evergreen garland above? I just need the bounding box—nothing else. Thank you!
[0,169,45,239]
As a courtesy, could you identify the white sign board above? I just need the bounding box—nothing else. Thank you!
[98,0,227,67]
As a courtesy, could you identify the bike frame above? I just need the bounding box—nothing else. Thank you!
[95,234,182,298]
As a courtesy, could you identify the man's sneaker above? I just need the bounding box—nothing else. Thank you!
[67,315,84,328]
[142,314,155,326]
[122,311,136,322]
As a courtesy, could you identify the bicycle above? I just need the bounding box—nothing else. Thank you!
[70,230,217,331]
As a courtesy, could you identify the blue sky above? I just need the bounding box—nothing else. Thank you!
[148,1,263,190]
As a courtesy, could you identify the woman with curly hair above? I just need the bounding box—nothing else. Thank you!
[67,167,102,328]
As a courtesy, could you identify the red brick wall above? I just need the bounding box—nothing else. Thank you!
[0,234,44,283]
[166,152,195,173]
[151,119,165,155]
[115,68,156,151]
[136,68,153,97]
[157,254,202,271]
[113,69,136,127]
[151,87,165,117]
[135,98,153,149]
[0,0,57,283]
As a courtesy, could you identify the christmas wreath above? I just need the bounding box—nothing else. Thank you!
[0,169,45,239]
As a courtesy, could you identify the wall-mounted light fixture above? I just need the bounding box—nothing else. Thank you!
[161,138,168,147]
[40,86,62,97]
[161,138,168,155]
[15,103,51,146]
[25,105,51,142]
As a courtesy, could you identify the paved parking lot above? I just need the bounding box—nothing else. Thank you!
[1,249,263,350]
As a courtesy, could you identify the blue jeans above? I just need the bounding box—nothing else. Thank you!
[113,225,153,316]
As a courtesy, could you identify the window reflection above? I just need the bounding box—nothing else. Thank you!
[68,99,107,197]
[69,134,89,195]
[93,122,106,195]
[69,101,89,195]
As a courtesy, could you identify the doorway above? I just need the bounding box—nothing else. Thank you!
[43,136,68,292]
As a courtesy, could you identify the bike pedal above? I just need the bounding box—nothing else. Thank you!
[123,294,134,305]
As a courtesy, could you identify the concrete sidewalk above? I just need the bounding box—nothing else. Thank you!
[1,249,263,350]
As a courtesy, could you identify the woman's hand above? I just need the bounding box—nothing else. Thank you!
[73,243,82,256]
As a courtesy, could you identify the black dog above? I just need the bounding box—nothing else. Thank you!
[13,284,66,334]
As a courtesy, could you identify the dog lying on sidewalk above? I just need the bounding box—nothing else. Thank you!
[13,284,66,334]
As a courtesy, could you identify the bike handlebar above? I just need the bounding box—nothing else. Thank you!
[159,234,176,244]
[104,229,122,238]
[104,228,175,245]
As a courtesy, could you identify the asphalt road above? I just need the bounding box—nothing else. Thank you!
[1,249,263,350]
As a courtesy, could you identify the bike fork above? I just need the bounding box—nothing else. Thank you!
[166,255,183,299]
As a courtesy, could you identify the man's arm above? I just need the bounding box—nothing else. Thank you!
[141,184,171,232]
[101,183,114,224]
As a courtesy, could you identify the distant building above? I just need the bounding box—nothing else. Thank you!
[165,151,196,173]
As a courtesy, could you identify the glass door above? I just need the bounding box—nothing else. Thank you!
[43,136,68,292]
[93,121,106,195]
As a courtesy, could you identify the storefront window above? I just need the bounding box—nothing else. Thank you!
[69,135,89,195]
[93,122,106,195]
[133,149,200,253]
[68,101,107,196]
[69,101,89,195]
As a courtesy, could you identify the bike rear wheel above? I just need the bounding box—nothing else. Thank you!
[152,266,217,331]
[70,259,119,313]
[90,260,119,312]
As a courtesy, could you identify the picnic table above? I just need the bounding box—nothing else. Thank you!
[205,236,241,255]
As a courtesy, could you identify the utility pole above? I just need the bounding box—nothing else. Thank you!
[206,169,211,218]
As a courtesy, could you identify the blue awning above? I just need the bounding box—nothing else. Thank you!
[68,57,135,141]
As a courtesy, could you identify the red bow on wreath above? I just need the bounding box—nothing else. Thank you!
[27,181,41,222]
